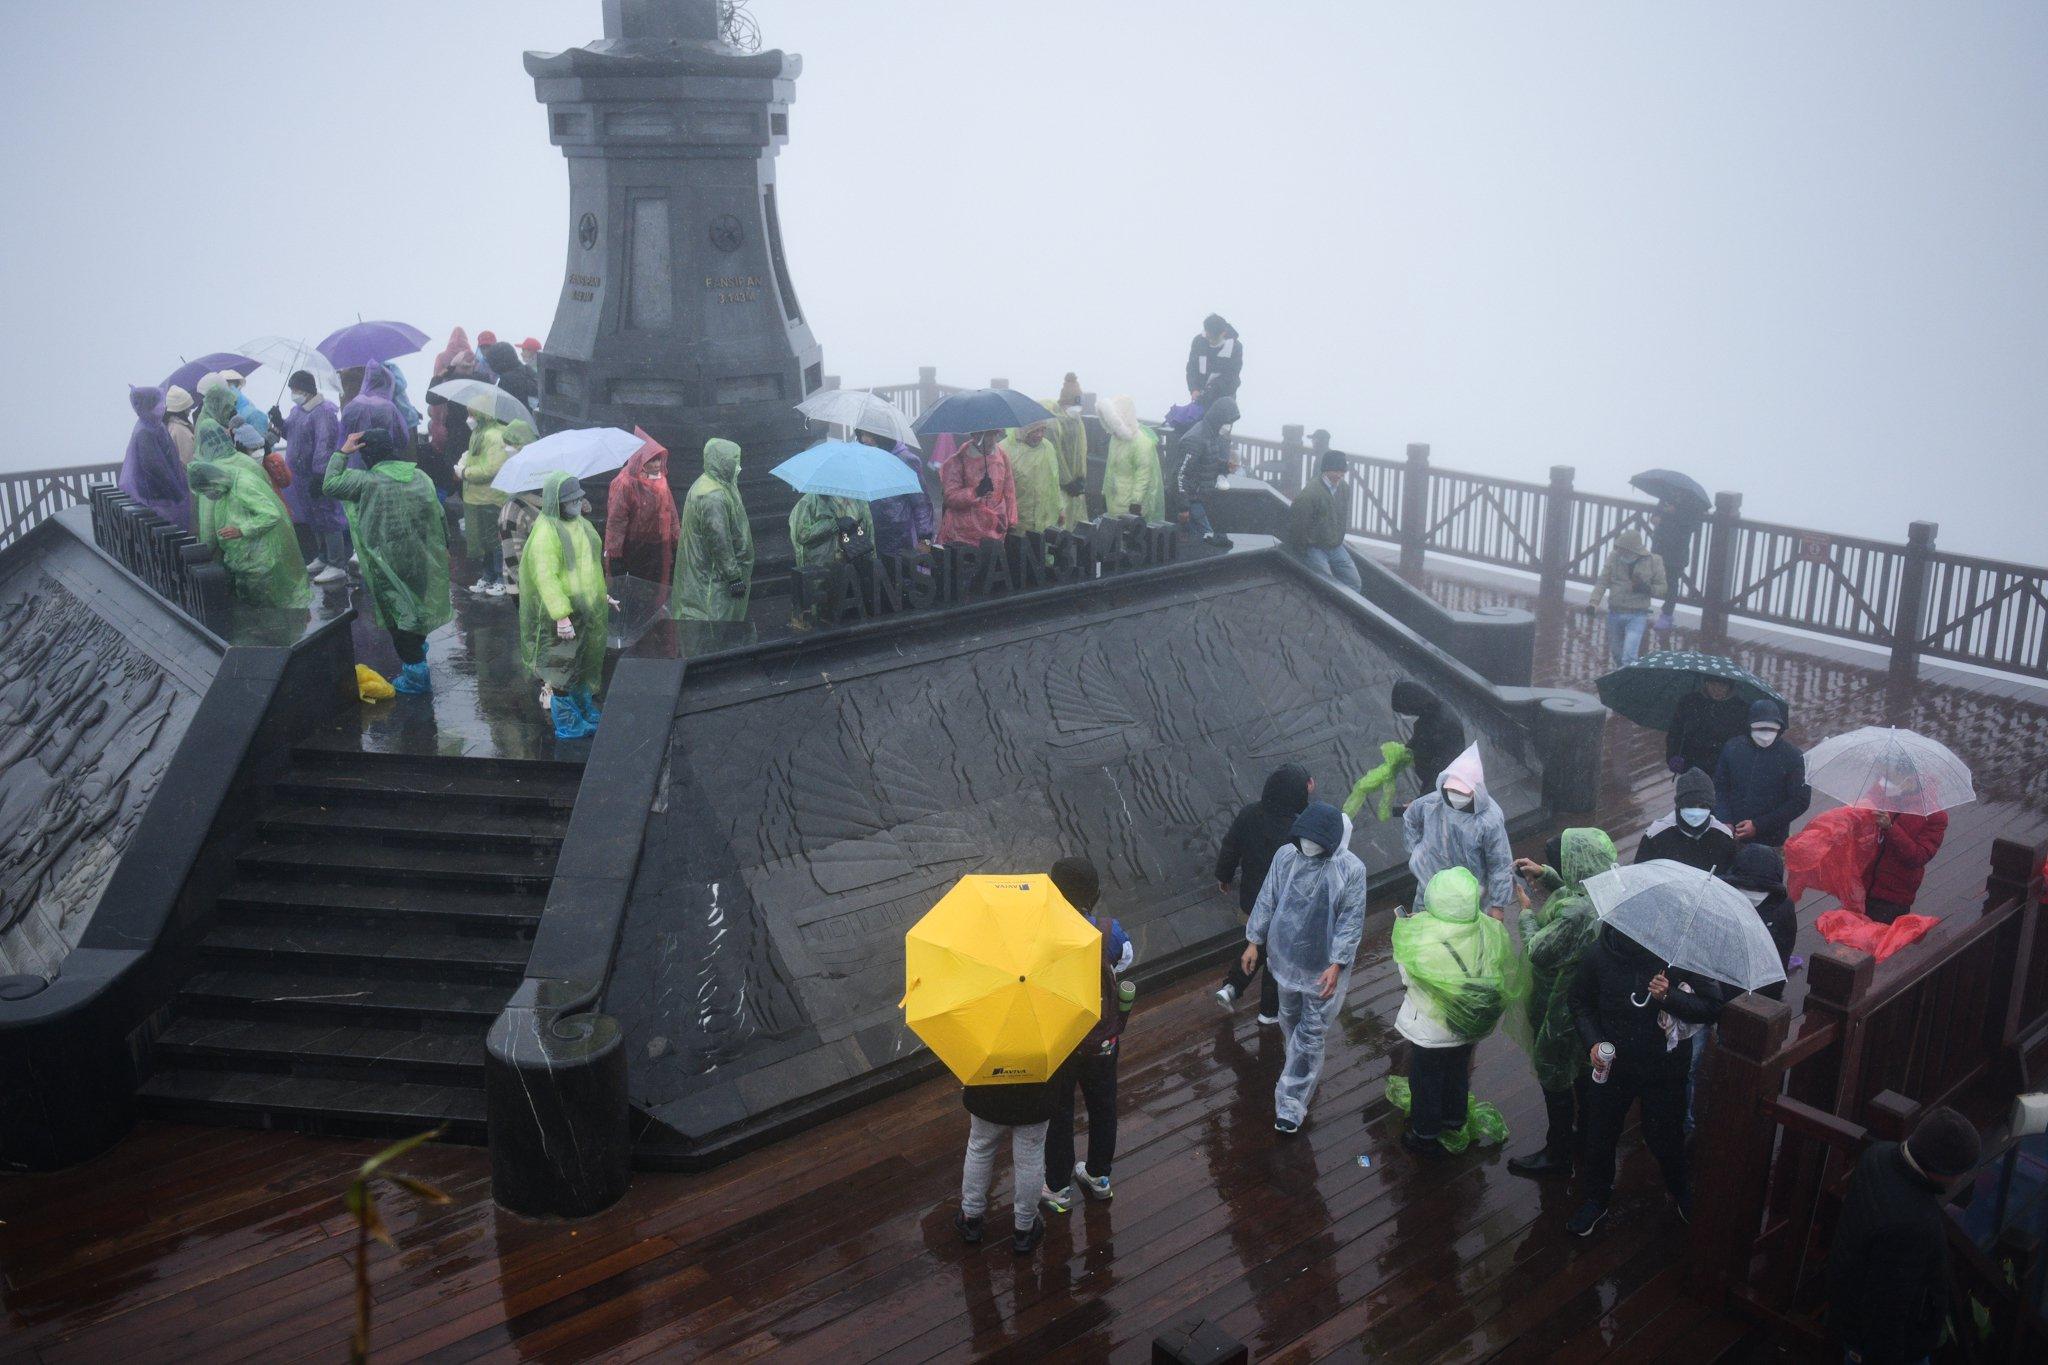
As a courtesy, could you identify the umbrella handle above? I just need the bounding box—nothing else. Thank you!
[898,976,920,1009]
[1632,961,1674,1009]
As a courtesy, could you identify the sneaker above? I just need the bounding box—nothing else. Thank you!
[1256,1013,1280,1027]
[468,578,493,595]
[1214,984,1238,1012]
[1073,1164,1113,1201]
[1506,1149,1573,1179]
[953,1210,984,1245]
[312,564,347,585]
[1274,1117,1301,1135]
[1205,534,1235,550]
[505,581,520,596]
[306,558,328,574]
[483,580,506,598]
[1011,1214,1045,1255]
[1566,1200,1608,1238]
[1039,1184,1072,1215]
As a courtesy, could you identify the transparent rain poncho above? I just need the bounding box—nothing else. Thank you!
[1384,1074,1510,1153]
[1402,743,1516,910]
[1523,827,1615,1091]
[187,457,311,609]
[1100,396,1165,523]
[1391,867,1528,1044]
[1246,810,1370,992]
[322,450,453,636]
[518,471,609,692]
[1006,425,1066,535]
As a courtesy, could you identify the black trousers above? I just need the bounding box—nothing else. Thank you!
[1579,1063,1688,1207]
[1222,940,1281,1017]
[390,629,426,666]
[1046,1045,1119,1183]
[1866,897,1912,925]
[1541,1075,1592,1159]
[1408,1042,1475,1139]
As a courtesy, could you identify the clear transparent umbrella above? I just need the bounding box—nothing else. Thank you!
[1584,860,1787,993]
[795,389,921,449]
[428,379,535,429]
[491,426,644,495]
[1803,726,1976,816]
[234,336,342,402]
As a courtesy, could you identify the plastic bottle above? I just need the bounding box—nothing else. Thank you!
[1591,1042,1615,1085]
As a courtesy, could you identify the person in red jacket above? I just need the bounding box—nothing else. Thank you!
[1865,808,1948,924]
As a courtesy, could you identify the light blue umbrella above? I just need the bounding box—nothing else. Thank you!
[770,441,920,500]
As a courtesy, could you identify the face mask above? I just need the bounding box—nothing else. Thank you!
[1298,838,1325,858]
[560,499,584,520]
[1679,807,1710,829]
[1751,726,1780,747]
[1445,790,1473,811]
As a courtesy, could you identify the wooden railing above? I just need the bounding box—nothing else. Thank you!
[1691,838,2048,1354]
[1,462,120,553]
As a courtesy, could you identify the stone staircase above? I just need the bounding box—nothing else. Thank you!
[136,746,582,1142]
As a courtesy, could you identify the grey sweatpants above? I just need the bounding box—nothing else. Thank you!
[960,1116,1047,1231]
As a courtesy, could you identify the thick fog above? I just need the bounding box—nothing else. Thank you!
[3,1,2042,561]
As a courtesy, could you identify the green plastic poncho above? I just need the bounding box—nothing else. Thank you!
[1343,742,1414,822]
[1523,827,1615,1092]
[788,492,873,570]
[1384,1074,1511,1154]
[187,457,311,608]
[1006,426,1066,535]
[671,438,755,621]
[323,450,453,636]
[189,394,248,545]
[1392,867,1528,1044]
[1045,399,1089,528]
[460,417,512,508]
[519,471,609,691]
[1103,424,1164,523]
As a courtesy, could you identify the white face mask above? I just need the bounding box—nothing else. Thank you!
[1679,807,1711,828]
[1751,726,1780,747]
[1298,838,1325,858]
[1445,790,1474,811]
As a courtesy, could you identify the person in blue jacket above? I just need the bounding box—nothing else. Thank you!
[1712,698,1811,850]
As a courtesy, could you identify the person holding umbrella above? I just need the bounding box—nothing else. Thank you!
[1798,727,1970,923]
[1666,674,1751,776]
[277,369,349,583]
[325,429,452,694]
[1629,470,1710,632]
[671,437,756,628]
[788,488,874,629]
[519,471,610,740]
[859,427,936,559]
[939,430,1017,547]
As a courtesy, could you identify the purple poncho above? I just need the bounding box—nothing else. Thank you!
[871,442,937,557]
[341,361,413,460]
[282,395,347,532]
[118,385,191,529]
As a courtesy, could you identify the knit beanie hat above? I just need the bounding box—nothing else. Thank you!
[1319,450,1347,474]
[1905,1106,1981,1179]
[1675,767,1717,811]
[1049,857,1100,913]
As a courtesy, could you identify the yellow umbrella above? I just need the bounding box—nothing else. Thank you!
[902,874,1103,1086]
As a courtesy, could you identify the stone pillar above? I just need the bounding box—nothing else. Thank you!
[1398,443,1432,577]
[1279,424,1305,490]
[486,980,631,1218]
[1699,490,1744,643]
[527,0,823,461]
[1889,520,1939,683]
[1538,464,1575,601]
[917,366,940,414]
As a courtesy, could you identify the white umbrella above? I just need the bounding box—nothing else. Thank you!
[796,388,921,449]
[429,378,535,429]
[1584,860,1787,993]
[491,426,645,495]
[234,335,341,402]
[1803,726,1976,816]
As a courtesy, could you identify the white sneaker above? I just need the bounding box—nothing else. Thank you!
[505,581,520,596]
[1256,1013,1279,1027]
[312,565,347,585]
[1073,1164,1112,1201]
[306,558,327,574]
[1039,1184,1072,1214]
[468,578,492,595]
[1214,984,1239,1013]
[484,581,506,598]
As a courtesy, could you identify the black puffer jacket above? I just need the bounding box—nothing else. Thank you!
[1391,681,1466,798]
[482,342,540,413]
[1185,316,1243,403]
[1570,926,1722,1078]
[1215,763,1312,913]
[1174,396,1240,501]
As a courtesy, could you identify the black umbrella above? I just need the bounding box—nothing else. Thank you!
[913,388,1054,438]
[1629,469,1711,514]
[1595,649,1786,732]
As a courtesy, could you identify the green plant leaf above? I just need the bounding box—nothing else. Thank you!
[388,1175,453,1206]
[361,1198,395,1251]
[343,1183,368,1217]
[357,1125,447,1179]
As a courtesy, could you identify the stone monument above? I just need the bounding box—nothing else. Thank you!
[525,0,822,458]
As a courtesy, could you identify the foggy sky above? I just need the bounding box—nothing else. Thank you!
[3,1,2042,562]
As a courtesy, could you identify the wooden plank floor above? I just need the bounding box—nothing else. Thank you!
[5,556,2044,1364]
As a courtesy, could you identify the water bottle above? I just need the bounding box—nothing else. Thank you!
[1117,979,1136,1022]
[1591,1042,1615,1085]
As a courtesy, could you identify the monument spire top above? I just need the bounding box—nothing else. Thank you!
[602,0,725,49]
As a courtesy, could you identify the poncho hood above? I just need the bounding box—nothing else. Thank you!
[1261,763,1312,817]
[1437,742,1489,802]
[540,469,579,519]
[623,429,668,481]
[1423,866,1482,923]
[1614,528,1648,557]
[187,460,234,499]
[502,420,537,450]
[359,363,395,402]
[702,437,742,485]
[1557,827,1618,889]
[434,326,472,373]
[130,385,165,422]
[1289,801,1344,854]
[201,384,240,429]
[1101,394,1140,442]
[1391,680,1441,718]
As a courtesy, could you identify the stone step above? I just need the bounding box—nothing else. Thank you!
[285,744,587,793]
[136,1068,486,1144]
[271,764,580,815]
[178,967,511,1025]
[199,918,530,979]
[156,1016,487,1086]
[259,798,569,849]
[216,873,546,931]
[235,833,559,890]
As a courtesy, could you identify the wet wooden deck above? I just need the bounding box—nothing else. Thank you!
[5,553,2045,1364]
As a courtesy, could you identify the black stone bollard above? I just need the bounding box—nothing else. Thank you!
[486,979,631,1218]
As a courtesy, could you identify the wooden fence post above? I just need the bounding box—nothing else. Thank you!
[917,366,939,412]
[1700,490,1744,642]
[990,377,1009,390]
[1889,520,1939,683]
[1538,464,1576,600]
[1991,837,2048,1085]
[1691,992,1793,1295]
[1398,443,1431,576]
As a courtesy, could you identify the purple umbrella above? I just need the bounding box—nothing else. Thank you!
[317,320,430,370]
[163,351,259,395]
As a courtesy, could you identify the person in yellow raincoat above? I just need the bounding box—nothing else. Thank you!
[458,415,514,594]
[1007,413,1066,535]
[518,471,610,739]
[1045,386,1090,528]
[1099,395,1164,523]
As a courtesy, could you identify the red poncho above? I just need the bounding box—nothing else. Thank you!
[603,428,680,593]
